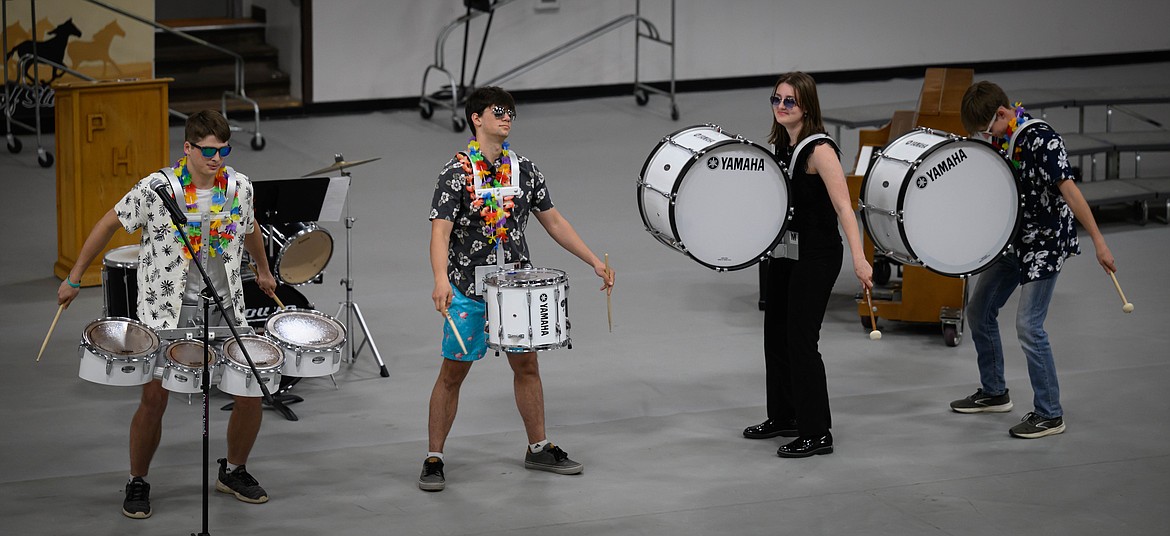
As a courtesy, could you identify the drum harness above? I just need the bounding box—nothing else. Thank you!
[771,133,834,261]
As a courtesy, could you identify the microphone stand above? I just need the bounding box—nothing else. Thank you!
[165,209,293,536]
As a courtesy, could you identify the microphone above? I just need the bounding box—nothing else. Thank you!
[149,177,188,225]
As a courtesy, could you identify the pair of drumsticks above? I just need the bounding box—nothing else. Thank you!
[860,270,1135,341]
[442,254,615,356]
[36,265,289,362]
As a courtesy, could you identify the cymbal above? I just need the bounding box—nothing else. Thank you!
[301,157,381,177]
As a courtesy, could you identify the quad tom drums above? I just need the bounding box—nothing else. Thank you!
[484,268,570,353]
[860,128,1021,277]
[157,339,216,394]
[638,124,790,271]
[102,245,140,319]
[78,317,160,387]
[264,309,346,377]
[263,222,333,285]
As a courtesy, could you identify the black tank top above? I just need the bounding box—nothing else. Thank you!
[779,137,842,247]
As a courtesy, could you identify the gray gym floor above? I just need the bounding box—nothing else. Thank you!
[2,62,1169,535]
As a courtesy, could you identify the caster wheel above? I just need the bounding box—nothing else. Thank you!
[943,324,960,347]
[670,104,680,121]
[6,135,20,153]
[452,117,466,133]
[251,134,266,151]
[419,102,434,119]
[38,151,54,168]
[874,260,892,285]
[635,89,649,106]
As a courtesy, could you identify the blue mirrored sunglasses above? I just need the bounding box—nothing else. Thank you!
[190,142,232,158]
[769,95,798,110]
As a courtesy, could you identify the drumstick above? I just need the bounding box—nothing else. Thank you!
[249,262,285,309]
[605,254,613,333]
[444,311,470,355]
[1109,271,1135,313]
[864,288,882,340]
[36,304,65,362]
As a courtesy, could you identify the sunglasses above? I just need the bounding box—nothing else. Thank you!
[978,113,997,140]
[189,142,232,158]
[769,95,798,110]
[491,105,517,120]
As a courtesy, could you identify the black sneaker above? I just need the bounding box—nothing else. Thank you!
[215,458,269,504]
[950,388,1013,413]
[524,443,583,475]
[122,477,152,519]
[418,457,445,492]
[1009,412,1066,439]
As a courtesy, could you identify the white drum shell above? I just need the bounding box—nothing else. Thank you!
[218,335,283,397]
[638,125,789,271]
[264,309,346,377]
[861,129,1020,276]
[484,268,570,353]
[158,339,216,394]
[77,317,159,387]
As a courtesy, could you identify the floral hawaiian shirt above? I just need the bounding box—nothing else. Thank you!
[114,169,256,329]
[1011,115,1080,283]
[429,150,553,299]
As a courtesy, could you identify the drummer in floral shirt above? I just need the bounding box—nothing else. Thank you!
[948,81,1118,439]
[57,110,278,519]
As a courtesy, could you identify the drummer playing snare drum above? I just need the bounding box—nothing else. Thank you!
[422,86,615,492]
[56,110,279,519]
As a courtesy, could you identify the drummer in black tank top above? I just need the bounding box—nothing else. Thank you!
[742,72,873,458]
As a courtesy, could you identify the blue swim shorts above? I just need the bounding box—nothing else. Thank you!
[442,286,488,361]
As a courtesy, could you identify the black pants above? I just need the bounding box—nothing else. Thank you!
[763,242,842,437]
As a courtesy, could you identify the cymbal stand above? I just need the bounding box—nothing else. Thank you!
[332,155,390,377]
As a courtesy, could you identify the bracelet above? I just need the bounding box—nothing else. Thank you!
[65,275,81,288]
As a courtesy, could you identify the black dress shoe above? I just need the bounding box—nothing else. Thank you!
[776,433,833,458]
[743,418,799,439]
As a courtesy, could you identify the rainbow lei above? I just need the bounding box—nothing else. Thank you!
[172,156,241,258]
[457,138,514,246]
[998,102,1027,169]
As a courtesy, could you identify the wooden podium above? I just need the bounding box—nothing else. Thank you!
[53,79,172,287]
[846,68,971,346]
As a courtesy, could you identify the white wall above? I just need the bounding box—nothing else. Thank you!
[310,0,1170,103]
[251,0,303,100]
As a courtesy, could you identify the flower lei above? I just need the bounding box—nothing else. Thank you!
[456,138,514,246]
[172,156,241,258]
[998,102,1027,169]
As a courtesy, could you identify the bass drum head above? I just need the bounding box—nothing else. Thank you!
[900,138,1019,275]
[674,141,788,270]
[242,281,312,329]
[269,222,333,285]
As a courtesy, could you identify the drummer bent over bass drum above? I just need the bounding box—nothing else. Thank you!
[860,128,1022,277]
[638,124,790,271]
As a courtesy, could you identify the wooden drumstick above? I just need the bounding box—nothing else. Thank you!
[1109,271,1135,313]
[864,288,882,340]
[445,311,470,355]
[605,253,613,333]
[249,262,285,309]
[36,304,65,362]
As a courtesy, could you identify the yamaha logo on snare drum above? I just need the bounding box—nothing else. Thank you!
[708,156,766,172]
[918,149,968,188]
[539,293,550,337]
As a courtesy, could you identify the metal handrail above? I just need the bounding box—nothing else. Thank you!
[82,0,247,96]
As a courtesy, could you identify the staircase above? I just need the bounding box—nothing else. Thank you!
[155,18,300,116]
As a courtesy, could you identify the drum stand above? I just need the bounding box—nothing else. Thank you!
[332,158,390,377]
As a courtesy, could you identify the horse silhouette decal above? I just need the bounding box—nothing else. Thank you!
[67,20,125,77]
[6,18,83,84]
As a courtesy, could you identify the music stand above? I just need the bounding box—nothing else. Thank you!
[224,177,336,420]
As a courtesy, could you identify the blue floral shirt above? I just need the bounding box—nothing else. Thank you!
[1011,115,1080,282]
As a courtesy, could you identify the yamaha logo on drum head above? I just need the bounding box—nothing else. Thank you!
[916,176,928,189]
[707,157,719,169]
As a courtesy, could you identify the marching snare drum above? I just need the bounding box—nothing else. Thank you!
[263,222,333,285]
[484,268,570,353]
[264,308,346,377]
[157,339,217,394]
[218,335,284,397]
[78,317,160,387]
[638,124,790,271]
[102,245,141,319]
[860,128,1021,276]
